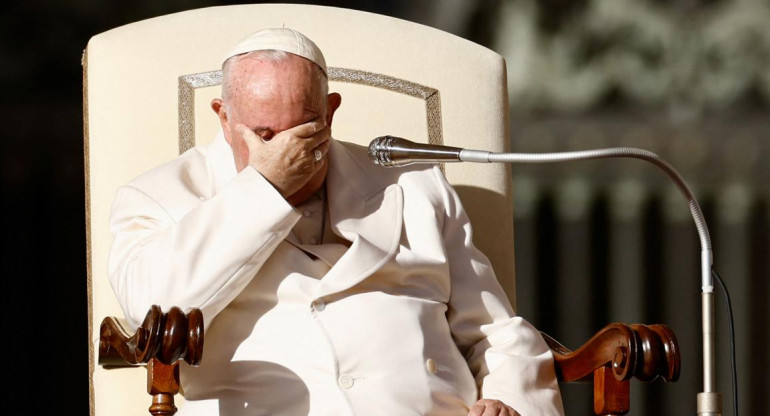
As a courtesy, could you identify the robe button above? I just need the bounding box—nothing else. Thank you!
[338,374,354,389]
[311,299,326,312]
[426,358,438,374]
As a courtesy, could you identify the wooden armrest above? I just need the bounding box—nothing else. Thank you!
[99,305,204,416]
[542,323,680,416]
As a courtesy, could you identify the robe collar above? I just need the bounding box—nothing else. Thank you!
[315,138,404,298]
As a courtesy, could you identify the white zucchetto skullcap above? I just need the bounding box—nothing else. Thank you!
[223,28,327,75]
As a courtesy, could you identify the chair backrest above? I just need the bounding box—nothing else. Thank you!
[84,4,513,415]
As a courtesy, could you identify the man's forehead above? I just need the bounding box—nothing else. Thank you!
[229,53,319,91]
[223,27,327,76]
[227,57,324,119]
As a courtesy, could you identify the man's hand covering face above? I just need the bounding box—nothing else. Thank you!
[232,119,331,200]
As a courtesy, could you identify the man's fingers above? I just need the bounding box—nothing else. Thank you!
[299,121,331,151]
[312,139,331,158]
[263,119,329,154]
[482,406,498,416]
[468,402,485,416]
[287,118,326,139]
[467,400,517,416]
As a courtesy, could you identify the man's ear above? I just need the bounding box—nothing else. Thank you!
[325,93,342,126]
[211,98,232,144]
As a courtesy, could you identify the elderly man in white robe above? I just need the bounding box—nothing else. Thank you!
[108,28,565,416]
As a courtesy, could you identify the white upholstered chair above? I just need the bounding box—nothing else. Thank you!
[84,4,679,416]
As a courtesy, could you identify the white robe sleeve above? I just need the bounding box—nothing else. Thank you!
[108,166,301,329]
[433,168,565,416]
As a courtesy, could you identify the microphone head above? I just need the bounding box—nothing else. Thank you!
[368,135,399,167]
[369,135,464,167]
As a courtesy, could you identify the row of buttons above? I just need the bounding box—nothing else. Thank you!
[310,300,351,390]
[308,298,354,390]
[311,299,438,393]
[309,299,353,389]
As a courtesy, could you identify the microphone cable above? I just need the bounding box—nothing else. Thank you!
[713,268,738,416]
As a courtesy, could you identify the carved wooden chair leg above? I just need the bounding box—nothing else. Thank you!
[99,305,204,416]
[593,366,630,415]
[148,358,180,416]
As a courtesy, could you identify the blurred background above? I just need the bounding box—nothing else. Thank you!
[2,0,766,414]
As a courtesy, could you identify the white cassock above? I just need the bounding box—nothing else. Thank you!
[108,132,565,416]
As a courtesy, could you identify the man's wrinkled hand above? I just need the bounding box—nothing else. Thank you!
[233,119,330,199]
[468,399,520,416]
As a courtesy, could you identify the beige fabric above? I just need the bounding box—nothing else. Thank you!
[85,4,513,416]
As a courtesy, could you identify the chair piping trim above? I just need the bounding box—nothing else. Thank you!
[178,70,223,154]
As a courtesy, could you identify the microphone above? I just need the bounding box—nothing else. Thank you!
[369,134,721,416]
[368,135,492,166]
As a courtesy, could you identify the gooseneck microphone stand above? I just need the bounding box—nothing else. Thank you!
[369,136,722,416]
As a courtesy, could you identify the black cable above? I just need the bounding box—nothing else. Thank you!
[713,268,738,416]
